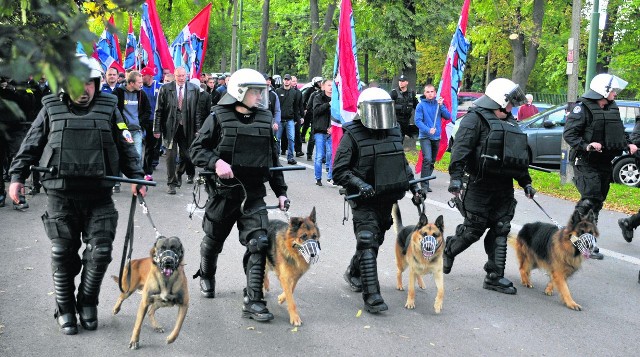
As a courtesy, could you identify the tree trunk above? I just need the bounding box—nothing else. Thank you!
[308,0,336,78]
[258,0,270,73]
[399,0,418,91]
[596,0,622,74]
[510,0,544,90]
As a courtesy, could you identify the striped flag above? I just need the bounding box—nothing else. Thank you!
[140,0,174,82]
[97,15,122,66]
[330,0,361,159]
[170,4,212,79]
[435,0,470,161]
[92,43,125,73]
[124,15,138,70]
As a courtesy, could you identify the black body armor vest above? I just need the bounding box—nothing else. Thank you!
[343,120,409,199]
[475,108,530,177]
[39,94,120,190]
[214,106,273,178]
[580,98,626,152]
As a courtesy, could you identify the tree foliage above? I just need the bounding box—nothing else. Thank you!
[2,0,640,100]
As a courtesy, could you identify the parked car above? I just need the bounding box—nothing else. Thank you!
[456,92,482,118]
[519,100,640,186]
[511,102,554,120]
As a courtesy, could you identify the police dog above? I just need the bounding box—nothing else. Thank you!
[511,209,599,311]
[264,207,320,326]
[111,236,189,349]
[392,203,445,312]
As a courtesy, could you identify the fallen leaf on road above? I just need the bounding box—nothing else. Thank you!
[24,267,33,270]
[247,326,255,330]
[47,292,54,295]
[291,327,298,332]
[364,325,370,329]
[356,309,362,317]
[430,343,435,346]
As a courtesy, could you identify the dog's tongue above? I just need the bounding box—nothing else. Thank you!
[163,268,173,277]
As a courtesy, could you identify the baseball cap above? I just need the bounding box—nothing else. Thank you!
[399,75,408,81]
[284,74,292,80]
[140,67,155,76]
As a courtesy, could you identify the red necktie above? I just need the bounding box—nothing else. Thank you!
[178,86,183,109]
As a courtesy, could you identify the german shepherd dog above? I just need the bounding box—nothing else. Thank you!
[392,203,445,312]
[264,207,320,326]
[511,209,599,311]
[111,236,189,349]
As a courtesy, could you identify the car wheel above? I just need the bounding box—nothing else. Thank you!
[612,157,640,187]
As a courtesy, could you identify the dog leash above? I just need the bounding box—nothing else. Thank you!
[118,194,138,294]
[531,197,563,229]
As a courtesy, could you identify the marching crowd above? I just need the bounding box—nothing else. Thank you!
[1,56,640,336]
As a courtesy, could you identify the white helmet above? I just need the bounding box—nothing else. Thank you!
[218,68,269,109]
[77,54,103,80]
[357,87,397,129]
[312,76,323,87]
[474,78,526,110]
[583,73,628,100]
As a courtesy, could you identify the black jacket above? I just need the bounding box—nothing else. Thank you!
[9,93,144,196]
[311,92,331,134]
[153,81,200,144]
[276,87,302,120]
[449,107,532,189]
[390,88,418,120]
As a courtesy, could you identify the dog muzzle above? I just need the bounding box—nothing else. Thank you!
[154,250,181,277]
[295,240,321,265]
[570,233,597,258]
[420,235,439,259]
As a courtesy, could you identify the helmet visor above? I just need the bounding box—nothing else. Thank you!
[359,100,397,129]
[505,85,527,107]
[241,86,269,109]
[607,75,628,94]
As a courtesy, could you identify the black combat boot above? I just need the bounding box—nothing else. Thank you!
[482,236,517,295]
[0,189,6,207]
[53,269,78,335]
[242,253,273,322]
[193,254,218,298]
[76,265,108,330]
[619,218,635,243]
[359,249,387,313]
[443,236,456,274]
[343,253,362,292]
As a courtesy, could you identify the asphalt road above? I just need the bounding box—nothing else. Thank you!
[2,156,640,356]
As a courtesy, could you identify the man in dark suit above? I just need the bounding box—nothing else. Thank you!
[153,66,200,194]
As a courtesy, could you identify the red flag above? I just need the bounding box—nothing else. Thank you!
[108,16,122,65]
[330,0,361,162]
[417,0,470,172]
[170,4,211,79]
[435,0,470,162]
[140,0,174,82]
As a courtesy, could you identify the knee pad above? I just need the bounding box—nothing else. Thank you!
[85,238,113,267]
[492,221,511,238]
[201,235,224,256]
[248,235,269,254]
[51,240,81,274]
[356,230,377,251]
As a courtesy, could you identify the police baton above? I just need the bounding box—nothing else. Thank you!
[198,165,306,177]
[343,175,436,201]
[480,155,552,173]
[30,165,157,186]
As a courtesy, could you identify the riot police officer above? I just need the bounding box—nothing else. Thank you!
[444,78,535,295]
[564,74,637,259]
[190,68,289,322]
[333,87,425,313]
[8,55,146,335]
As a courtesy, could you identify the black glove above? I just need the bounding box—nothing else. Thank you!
[349,176,374,198]
[524,184,536,199]
[410,184,426,206]
[448,179,462,194]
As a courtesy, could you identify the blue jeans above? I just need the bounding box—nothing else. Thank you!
[314,133,332,180]
[277,120,296,160]
[131,130,143,164]
[419,138,440,189]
